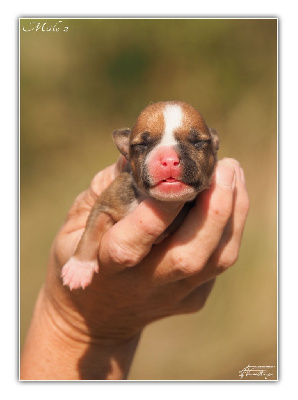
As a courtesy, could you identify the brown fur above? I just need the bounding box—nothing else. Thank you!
[62,101,219,289]
[86,100,219,250]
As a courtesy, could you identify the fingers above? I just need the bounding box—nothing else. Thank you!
[148,159,236,283]
[150,159,249,294]
[210,159,250,272]
[98,199,184,274]
[181,159,249,289]
[133,159,248,318]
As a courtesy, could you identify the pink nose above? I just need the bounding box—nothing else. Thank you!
[160,154,180,168]
[160,152,180,168]
[148,146,182,183]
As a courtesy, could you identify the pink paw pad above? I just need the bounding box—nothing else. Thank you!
[61,257,99,290]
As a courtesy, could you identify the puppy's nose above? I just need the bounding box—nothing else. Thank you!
[160,154,180,168]
[148,146,182,183]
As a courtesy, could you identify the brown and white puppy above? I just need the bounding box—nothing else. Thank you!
[61,101,219,289]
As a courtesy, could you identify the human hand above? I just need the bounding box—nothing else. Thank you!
[21,157,249,380]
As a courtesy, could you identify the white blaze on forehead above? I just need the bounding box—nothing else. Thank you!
[160,104,183,146]
[145,103,183,173]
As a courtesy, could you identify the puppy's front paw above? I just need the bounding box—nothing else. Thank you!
[61,257,99,290]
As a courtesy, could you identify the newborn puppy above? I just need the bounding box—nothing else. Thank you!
[62,101,219,289]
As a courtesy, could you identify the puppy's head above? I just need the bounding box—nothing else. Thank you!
[113,101,219,202]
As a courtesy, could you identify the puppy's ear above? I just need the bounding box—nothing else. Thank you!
[209,127,219,152]
[112,129,131,160]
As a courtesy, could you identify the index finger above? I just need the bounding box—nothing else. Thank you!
[98,199,183,274]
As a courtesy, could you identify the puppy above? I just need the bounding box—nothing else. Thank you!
[62,101,219,289]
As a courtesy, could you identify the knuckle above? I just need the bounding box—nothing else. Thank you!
[209,201,232,223]
[217,248,239,272]
[137,218,161,241]
[170,250,201,278]
[108,240,142,267]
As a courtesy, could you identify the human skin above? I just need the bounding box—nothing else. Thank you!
[20,157,249,380]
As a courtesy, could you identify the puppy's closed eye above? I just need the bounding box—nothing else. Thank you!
[188,138,211,149]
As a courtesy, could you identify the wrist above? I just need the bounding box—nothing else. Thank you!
[21,285,141,380]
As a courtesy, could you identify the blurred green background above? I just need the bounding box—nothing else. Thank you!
[20,18,277,380]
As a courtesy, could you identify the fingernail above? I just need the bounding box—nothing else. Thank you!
[216,164,235,188]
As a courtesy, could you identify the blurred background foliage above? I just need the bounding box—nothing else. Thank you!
[20,18,277,380]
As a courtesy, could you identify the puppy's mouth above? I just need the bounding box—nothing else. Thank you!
[154,177,187,189]
[149,177,197,202]
[159,177,181,184]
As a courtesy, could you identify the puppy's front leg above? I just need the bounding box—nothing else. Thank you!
[61,207,113,290]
